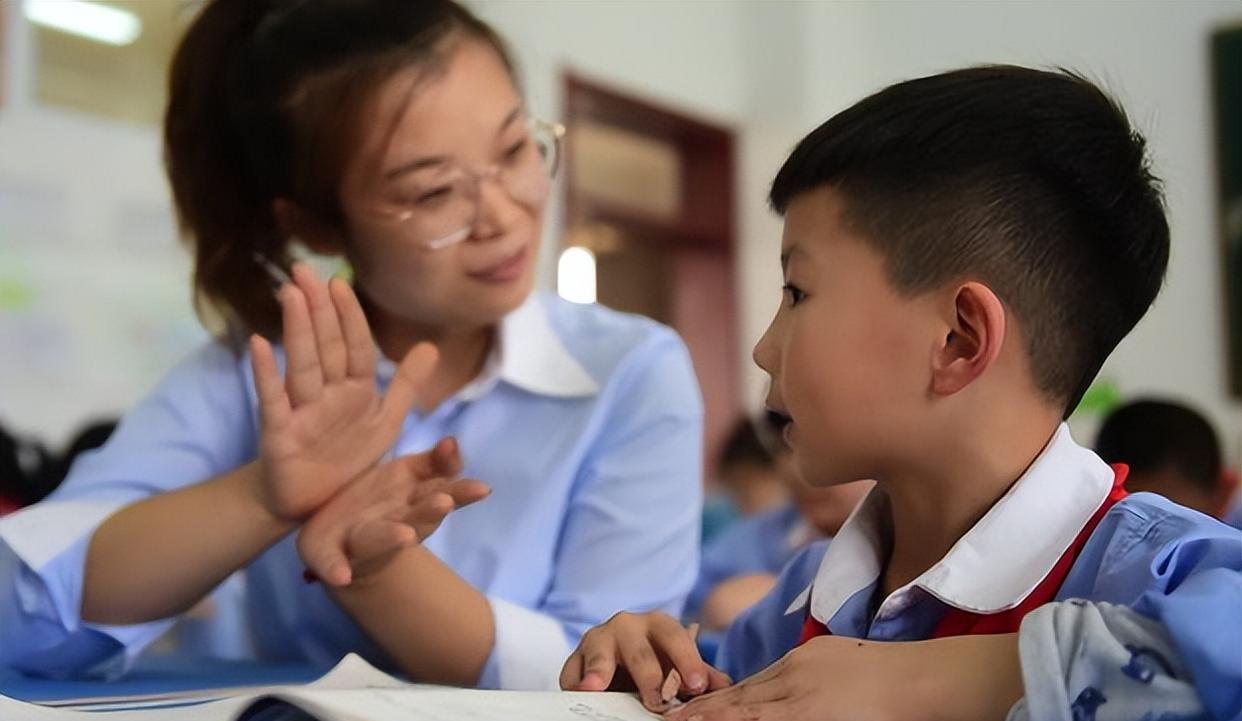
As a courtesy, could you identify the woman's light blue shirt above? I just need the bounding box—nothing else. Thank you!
[0,292,704,690]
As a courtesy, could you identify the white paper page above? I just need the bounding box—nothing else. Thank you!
[0,692,253,721]
[265,687,659,721]
[34,654,406,710]
[1,655,658,721]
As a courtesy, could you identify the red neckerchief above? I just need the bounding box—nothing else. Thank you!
[798,464,1129,644]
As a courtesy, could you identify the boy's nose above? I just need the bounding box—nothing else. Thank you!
[753,322,778,374]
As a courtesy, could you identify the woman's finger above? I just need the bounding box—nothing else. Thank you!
[444,478,491,508]
[294,263,347,384]
[329,277,376,381]
[297,519,353,588]
[250,334,291,432]
[280,283,323,405]
[380,343,438,424]
[347,519,416,564]
[429,436,463,477]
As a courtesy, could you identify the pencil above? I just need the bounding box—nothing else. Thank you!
[659,622,701,704]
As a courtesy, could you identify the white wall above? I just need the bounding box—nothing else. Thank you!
[738,0,1242,459]
[0,1,203,449]
[472,1,809,413]
[470,0,763,290]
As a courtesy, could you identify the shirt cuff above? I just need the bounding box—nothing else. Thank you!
[0,501,176,677]
[1,501,125,632]
[478,596,572,690]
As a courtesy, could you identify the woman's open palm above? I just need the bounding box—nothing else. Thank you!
[249,263,436,521]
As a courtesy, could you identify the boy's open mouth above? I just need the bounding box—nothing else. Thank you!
[766,409,793,433]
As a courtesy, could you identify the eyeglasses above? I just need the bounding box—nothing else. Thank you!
[366,117,565,250]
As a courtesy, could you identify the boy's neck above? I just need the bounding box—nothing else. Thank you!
[877,413,1062,599]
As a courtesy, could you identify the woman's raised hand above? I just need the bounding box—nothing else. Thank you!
[249,263,436,521]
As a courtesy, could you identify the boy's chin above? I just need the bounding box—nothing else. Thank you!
[796,461,853,489]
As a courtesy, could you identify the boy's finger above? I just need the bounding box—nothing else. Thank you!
[250,334,291,431]
[330,278,377,380]
[280,284,324,405]
[380,343,438,423]
[671,675,785,721]
[706,665,733,691]
[579,647,620,692]
[559,651,585,691]
[293,263,347,384]
[615,634,667,711]
[650,619,709,696]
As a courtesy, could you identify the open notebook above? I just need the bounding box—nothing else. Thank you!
[0,654,659,721]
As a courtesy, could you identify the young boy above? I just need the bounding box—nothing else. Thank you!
[560,66,1242,721]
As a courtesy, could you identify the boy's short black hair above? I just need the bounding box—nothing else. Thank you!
[1095,400,1222,493]
[770,66,1169,415]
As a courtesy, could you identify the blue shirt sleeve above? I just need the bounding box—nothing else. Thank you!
[545,329,703,624]
[715,540,828,679]
[1059,494,1242,720]
[476,329,705,689]
[0,342,256,677]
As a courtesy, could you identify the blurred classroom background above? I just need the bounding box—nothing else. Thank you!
[0,0,1239,489]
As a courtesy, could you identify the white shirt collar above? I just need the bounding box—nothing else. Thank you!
[375,293,600,401]
[786,424,1115,621]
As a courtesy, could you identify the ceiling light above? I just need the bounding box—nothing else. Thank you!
[25,0,143,47]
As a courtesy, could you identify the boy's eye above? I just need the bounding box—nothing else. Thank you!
[783,283,806,307]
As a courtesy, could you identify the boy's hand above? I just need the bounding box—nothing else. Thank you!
[249,262,437,521]
[664,633,1022,721]
[296,437,490,586]
[560,612,731,712]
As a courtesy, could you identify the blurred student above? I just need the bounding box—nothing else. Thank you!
[701,418,792,544]
[1096,399,1238,523]
[689,417,872,631]
[0,425,53,516]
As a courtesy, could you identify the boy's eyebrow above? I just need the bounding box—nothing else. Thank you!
[781,245,802,273]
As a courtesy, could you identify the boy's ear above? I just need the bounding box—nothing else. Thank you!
[273,198,345,257]
[930,282,1006,397]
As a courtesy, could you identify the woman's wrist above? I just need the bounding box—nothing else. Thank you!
[230,460,299,536]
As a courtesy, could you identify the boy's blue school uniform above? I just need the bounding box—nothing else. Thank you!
[717,425,1242,720]
[0,292,704,690]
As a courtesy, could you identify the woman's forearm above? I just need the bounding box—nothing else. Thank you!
[81,461,294,624]
[331,545,495,686]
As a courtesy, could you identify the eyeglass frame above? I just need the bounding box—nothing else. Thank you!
[363,116,566,251]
